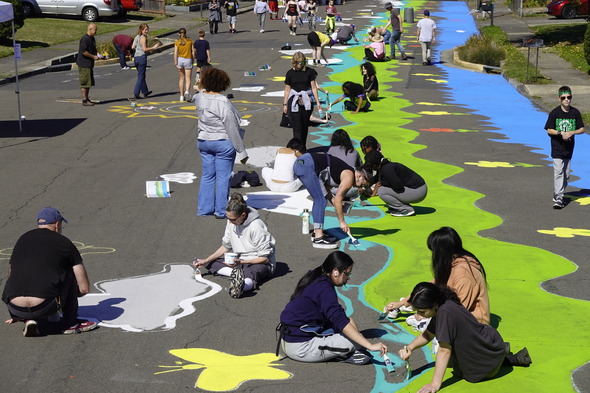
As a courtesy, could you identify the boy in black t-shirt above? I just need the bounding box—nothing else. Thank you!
[544,86,585,209]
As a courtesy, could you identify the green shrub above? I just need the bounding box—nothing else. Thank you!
[522,0,547,7]
[584,22,590,67]
[457,33,505,67]
[0,0,25,41]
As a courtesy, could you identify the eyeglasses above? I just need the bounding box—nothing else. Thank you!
[227,214,243,223]
[560,95,572,101]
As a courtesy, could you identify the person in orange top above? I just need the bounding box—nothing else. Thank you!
[386,226,490,326]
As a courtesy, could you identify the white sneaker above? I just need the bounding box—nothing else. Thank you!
[185,91,191,102]
[179,95,184,101]
[260,29,264,33]
[406,314,431,332]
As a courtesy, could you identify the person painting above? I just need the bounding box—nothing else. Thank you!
[283,51,322,148]
[399,282,531,392]
[362,150,427,216]
[329,81,371,113]
[279,251,387,364]
[262,138,306,193]
[194,193,275,299]
[293,152,372,249]
[385,227,490,330]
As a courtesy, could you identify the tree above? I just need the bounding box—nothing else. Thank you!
[0,0,25,42]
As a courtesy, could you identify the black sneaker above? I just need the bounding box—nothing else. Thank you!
[312,235,339,249]
[553,200,564,209]
[23,320,38,337]
[310,233,337,242]
[340,349,372,365]
[229,266,245,298]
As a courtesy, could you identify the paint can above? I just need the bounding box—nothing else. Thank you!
[224,252,238,265]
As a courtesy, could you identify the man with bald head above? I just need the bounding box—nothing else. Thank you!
[2,207,97,336]
[76,23,99,106]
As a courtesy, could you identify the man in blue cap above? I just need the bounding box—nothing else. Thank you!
[2,207,97,336]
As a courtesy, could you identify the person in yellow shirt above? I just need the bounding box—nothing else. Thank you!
[173,28,195,102]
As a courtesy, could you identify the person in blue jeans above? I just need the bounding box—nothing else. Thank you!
[293,152,371,249]
[383,2,406,60]
[132,24,160,99]
[194,67,248,218]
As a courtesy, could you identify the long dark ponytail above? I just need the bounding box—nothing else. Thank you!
[290,251,354,300]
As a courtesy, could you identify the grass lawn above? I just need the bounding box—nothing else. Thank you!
[532,23,590,75]
[0,13,168,59]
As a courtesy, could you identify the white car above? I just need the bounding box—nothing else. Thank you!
[20,0,119,22]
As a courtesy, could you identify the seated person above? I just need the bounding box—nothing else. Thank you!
[262,138,305,192]
[361,62,379,101]
[364,30,385,62]
[400,282,531,391]
[329,81,371,113]
[194,193,276,298]
[279,251,387,364]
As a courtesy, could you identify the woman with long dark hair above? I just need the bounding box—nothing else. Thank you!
[327,129,362,169]
[399,282,530,392]
[279,251,387,364]
[328,81,371,113]
[386,227,490,326]
[361,62,379,100]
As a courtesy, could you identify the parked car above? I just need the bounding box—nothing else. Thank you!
[547,0,588,19]
[117,0,141,16]
[19,0,119,22]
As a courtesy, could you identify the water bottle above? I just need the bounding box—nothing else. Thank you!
[318,108,324,119]
[301,208,310,234]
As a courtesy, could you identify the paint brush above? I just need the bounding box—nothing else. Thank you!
[382,354,395,373]
[404,346,412,380]
[346,231,360,246]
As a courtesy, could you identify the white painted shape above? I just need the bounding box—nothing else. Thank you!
[242,146,282,168]
[160,172,197,184]
[261,91,284,97]
[78,264,222,332]
[245,189,312,216]
[279,49,313,56]
[233,86,265,92]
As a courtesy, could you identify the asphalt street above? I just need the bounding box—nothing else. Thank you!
[0,1,589,392]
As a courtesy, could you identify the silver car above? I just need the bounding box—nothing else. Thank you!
[20,0,119,22]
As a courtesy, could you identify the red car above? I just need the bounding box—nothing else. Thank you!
[546,0,588,19]
[118,0,141,16]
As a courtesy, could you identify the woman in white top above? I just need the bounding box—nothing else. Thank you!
[262,138,305,192]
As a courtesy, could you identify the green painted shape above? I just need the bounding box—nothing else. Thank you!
[322,10,589,393]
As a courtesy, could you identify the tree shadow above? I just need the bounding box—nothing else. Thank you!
[0,118,86,138]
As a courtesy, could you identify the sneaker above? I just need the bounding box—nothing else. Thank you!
[63,319,98,335]
[388,209,415,217]
[422,62,428,66]
[312,235,339,249]
[506,347,532,367]
[260,29,264,33]
[143,90,152,98]
[401,54,407,60]
[122,66,131,70]
[184,91,190,101]
[310,233,337,242]
[82,100,94,106]
[23,320,38,337]
[340,349,372,365]
[406,314,430,332]
[553,200,564,209]
[179,95,184,101]
[229,267,245,298]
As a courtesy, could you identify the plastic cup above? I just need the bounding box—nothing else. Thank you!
[224,252,238,265]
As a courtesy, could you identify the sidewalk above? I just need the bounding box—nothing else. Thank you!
[1,2,589,112]
[475,3,590,113]
[0,3,255,85]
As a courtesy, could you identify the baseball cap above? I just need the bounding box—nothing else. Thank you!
[37,207,68,225]
[423,9,430,16]
[384,2,392,8]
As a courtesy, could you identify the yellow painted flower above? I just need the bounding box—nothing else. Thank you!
[537,227,590,238]
[465,161,514,168]
[156,348,292,391]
